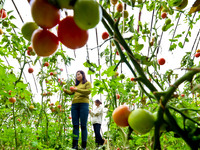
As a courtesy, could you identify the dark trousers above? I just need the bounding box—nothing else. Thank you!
[93,123,104,145]
[71,103,89,142]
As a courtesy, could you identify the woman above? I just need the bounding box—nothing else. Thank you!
[63,70,92,150]
[89,99,105,147]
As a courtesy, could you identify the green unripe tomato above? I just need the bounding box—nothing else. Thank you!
[123,10,129,19]
[120,74,125,79]
[137,0,143,4]
[168,9,174,15]
[176,0,188,10]
[162,25,167,32]
[74,0,103,30]
[128,109,155,134]
[165,18,171,25]
[161,7,169,12]
[168,0,183,7]
[2,21,9,27]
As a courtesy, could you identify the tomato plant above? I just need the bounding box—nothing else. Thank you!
[1,0,200,149]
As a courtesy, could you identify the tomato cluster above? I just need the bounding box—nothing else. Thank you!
[24,0,103,57]
[112,105,155,135]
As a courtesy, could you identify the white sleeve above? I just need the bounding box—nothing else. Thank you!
[91,106,103,116]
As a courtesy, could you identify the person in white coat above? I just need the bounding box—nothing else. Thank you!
[89,99,105,147]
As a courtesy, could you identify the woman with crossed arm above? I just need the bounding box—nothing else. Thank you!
[63,70,92,150]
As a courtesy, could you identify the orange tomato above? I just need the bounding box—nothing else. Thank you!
[112,105,131,127]
[32,29,59,57]
[9,97,16,103]
[31,0,60,29]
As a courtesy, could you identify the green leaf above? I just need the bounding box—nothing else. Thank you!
[101,66,115,77]
[31,141,39,147]
[174,34,182,38]
[148,2,155,11]
[178,42,183,48]
[128,16,135,33]
[169,39,178,42]
[169,43,177,51]
[185,37,189,42]
[142,36,146,42]
[16,82,28,89]
[134,44,144,51]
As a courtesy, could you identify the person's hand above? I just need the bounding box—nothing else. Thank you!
[70,86,77,92]
[63,88,66,92]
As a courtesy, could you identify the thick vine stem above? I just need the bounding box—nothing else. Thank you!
[164,107,199,149]
[113,33,155,99]
[153,107,164,150]
[162,68,200,106]
[147,67,164,91]
[168,106,200,126]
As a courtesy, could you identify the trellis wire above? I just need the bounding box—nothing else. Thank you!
[95,28,102,102]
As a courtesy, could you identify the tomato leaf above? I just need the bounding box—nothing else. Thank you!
[178,42,183,48]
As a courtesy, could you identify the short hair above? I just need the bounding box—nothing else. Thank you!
[75,70,87,86]
[95,99,102,104]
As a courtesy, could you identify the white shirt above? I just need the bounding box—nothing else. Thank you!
[90,105,103,124]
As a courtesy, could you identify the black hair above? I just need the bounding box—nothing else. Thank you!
[95,99,102,104]
[75,70,87,86]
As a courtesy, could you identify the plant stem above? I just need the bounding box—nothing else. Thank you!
[162,68,199,106]
[148,9,155,56]
[168,105,200,126]
[169,13,182,50]
[12,103,18,150]
[182,13,196,47]
[165,107,199,149]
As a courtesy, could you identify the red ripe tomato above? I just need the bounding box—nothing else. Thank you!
[130,77,135,81]
[50,72,54,76]
[181,94,185,97]
[32,29,59,57]
[116,94,120,99]
[158,58,165,65]
[44,62,49,67]
[195,53,200,58]
[9,97,16,103]
[28,68,34,73]
[70,86,75,91]
[161,12,167,19]
[116,51,119,55]
[27,50,31,56]
[57,16,89,49]
[112,105,131,127]
[28,46,33,51]
[69,116,72,119]
[57,105,61,109]
[0,9,7,19]
[102,32,109,40]
[31,0,60,29]
[17,118,21,122]
[8,90,12,95]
